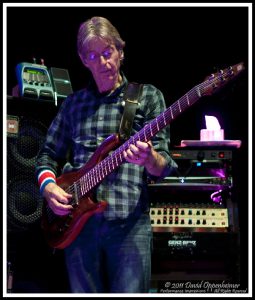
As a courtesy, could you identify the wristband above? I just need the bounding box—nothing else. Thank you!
[38,170,56,195]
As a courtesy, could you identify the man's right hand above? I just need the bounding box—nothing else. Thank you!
[43,182,73,216]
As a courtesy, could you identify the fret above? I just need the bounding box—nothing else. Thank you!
[109,157,114,172]
[89,173,93,189]
[105,160,110,175]
[155,117,160,131]
[104,163,109,177]
[85,175,89,194]
[91,170,95,187]
[94,168,99,186]
[110,156,114,171]
[157,116,165,132]
[80,176,85,195]
[95,168,100,184]
[144,125,151,141]
[170,106,174,119]
[118,150,122,164]
[163,112,167,125]
[84,176,87,194]
[186,93,190,105]
[96,166,100,182]
[88,172,92,188]
[196,86,201,97]
[114,152,118,167]
[102,164,107,178]
[93,168,98,186]
[108,158,112,173]
[76,182,82,201]
[91,172,94,188]
[142,127,146,142]
[178,99,182,112]
[87,174,91,191]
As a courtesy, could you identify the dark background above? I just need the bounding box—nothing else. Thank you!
[6,5,250,293]
[6,6,249,144]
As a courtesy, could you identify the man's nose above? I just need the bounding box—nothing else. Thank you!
[99,55,108,65]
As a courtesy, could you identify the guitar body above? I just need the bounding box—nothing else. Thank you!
[41,134,120,249]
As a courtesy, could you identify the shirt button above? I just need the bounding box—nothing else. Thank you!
[99,116,103,121]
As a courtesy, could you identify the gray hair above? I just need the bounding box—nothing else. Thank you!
[77,16,125,61]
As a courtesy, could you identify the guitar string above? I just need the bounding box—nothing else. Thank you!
[65,85,202,198]
[65,69,234,198]
[65,79,211,198]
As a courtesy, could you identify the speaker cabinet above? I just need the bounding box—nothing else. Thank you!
[6,96,70,293]
[7,97,57,234]
[7,117,47,232]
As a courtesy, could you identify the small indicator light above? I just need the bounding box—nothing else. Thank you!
[218,152,225,158]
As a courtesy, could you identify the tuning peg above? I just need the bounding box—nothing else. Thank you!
[227,66,233,76]
[219,69,225,82]
[209,74,215,80]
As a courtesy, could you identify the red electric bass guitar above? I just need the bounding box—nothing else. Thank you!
[41,62,245,249]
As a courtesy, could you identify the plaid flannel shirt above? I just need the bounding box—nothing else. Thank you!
[35,74,177,219]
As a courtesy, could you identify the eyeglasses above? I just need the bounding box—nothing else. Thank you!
[86,47,114,63]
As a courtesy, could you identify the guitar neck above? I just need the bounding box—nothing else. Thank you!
[73,61,245,199]
[75,83,204,198]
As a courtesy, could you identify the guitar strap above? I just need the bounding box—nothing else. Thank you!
[119,82,143,142]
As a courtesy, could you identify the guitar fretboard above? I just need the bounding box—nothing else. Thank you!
[70,83,204,200]
[64,62,243,201]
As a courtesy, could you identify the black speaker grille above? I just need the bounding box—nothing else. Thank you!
[7,118,47,175]
[7,176,43,231]
[7,117,48,231]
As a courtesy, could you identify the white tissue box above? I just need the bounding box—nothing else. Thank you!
[200,129,224,141]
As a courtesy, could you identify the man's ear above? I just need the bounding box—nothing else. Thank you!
[120,50,124,61]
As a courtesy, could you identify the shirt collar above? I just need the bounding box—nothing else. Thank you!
[87,73,128,103]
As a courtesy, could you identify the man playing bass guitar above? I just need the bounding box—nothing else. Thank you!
[35,16,177,293]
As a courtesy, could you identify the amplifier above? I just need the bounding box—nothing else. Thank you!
[152,231,238,258]
[148,176,232,190]
[160,149,234,182]
[151,230,240,283]
[150,147,240,284]
[169,149,233,161]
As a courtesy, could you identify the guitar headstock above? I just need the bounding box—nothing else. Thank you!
[202,62,245,96]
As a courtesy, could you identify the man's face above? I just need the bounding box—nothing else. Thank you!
[82,38,123,93]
